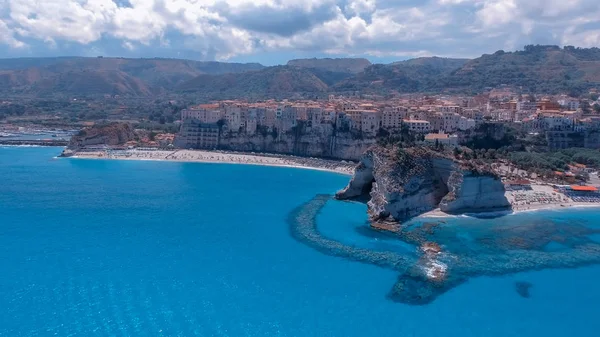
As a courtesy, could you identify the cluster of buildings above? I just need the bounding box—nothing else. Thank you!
[175,92,600,150]
[176,98,482,148]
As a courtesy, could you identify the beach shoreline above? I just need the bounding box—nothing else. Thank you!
[420,201,600,219]
[65,149,356,176]
[58,148,600,219]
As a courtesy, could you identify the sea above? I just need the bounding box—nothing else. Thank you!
[1,146,599,337]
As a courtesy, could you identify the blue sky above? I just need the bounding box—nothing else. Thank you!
[1,0,599,65]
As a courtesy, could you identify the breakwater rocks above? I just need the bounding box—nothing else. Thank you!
[336,146,510,223]
[288,195,600,305]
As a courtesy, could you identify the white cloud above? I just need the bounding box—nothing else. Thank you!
[0,17,25,48]
[0,0,599,61]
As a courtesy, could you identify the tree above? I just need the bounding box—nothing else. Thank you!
[257,125,269,138]
[593,104,600,113]
[581,101,592,114]
[453,147,462,158]
[216,119,226,148]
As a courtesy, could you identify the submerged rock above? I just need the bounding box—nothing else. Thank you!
[515,281,533,298]
[288,194,600,306]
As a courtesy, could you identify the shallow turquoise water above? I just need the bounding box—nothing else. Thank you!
[1,147,599,336]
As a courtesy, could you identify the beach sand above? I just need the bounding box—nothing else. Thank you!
[421,183,600,219]
[69,149,356,176]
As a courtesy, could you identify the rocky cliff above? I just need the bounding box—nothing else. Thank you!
[439,170,510,214]
[336,146,510,223]
[214,132,374,161]
[62,123,137,155]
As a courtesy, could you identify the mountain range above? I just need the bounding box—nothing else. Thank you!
[1,45,600,98]
[0,57,264,96]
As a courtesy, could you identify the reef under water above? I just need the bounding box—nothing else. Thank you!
[515,281,533,298]
[287,195,600,306]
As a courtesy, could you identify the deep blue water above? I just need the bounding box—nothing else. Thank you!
[1,147,600,336]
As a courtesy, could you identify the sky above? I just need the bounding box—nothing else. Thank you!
[0,0,599,65]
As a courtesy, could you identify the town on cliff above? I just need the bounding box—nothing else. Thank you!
[48,92,600,225]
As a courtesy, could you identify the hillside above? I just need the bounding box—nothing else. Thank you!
[2,46,600,97]
[390,57,469,70]
[287,58,371,74]
[178,66,329,98]
[437,45,600,93]
[0,57,264,96]
[334,57,468,93]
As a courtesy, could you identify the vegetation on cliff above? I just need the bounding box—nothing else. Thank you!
[437,45,600,94]
[67,122,137,149]
[287,58,371,74]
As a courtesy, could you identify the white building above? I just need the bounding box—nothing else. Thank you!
[181,104,222,123]
[437,106,462,114]
[360,111,381,134]
[403,119,431,133]
[224,106,242,131]
[517,101,538,112]
[458,117,476,131]
[558,99,580,111]
[441,112,460,132]
[382,106,409,130]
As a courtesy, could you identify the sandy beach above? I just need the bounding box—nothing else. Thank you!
[422,183,600,219]
[69,149,356,175]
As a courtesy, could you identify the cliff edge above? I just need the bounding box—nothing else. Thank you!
[336,146,510,223]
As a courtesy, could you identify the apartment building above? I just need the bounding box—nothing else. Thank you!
[381,106,409,130]
[224,105,242,131]
[441,112,460,132]
[437,105,462,114]
[402,119,431,133]
[361,111,382,134]
[181,104,222,123]
[458,116,476,131]
[344,109,381,133]
[558,99,580,111]
[176,120,220,149]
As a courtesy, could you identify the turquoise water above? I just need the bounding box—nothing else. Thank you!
[1,147,600,336]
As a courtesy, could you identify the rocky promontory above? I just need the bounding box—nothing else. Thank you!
[60,123,137,156]
[336,146,510,223]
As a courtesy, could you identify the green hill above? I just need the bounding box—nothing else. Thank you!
[178,66,329,99]
[2,46,600,97]
[287,58,371,74]
[0,57,264,96]
[436,45,600,93]
[334,57,468,93]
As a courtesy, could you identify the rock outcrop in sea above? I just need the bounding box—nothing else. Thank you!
[336,146,510,222]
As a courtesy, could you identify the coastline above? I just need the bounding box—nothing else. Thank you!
[65,149,356,176]
[46,147,600,218]
[420,201,600,219]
